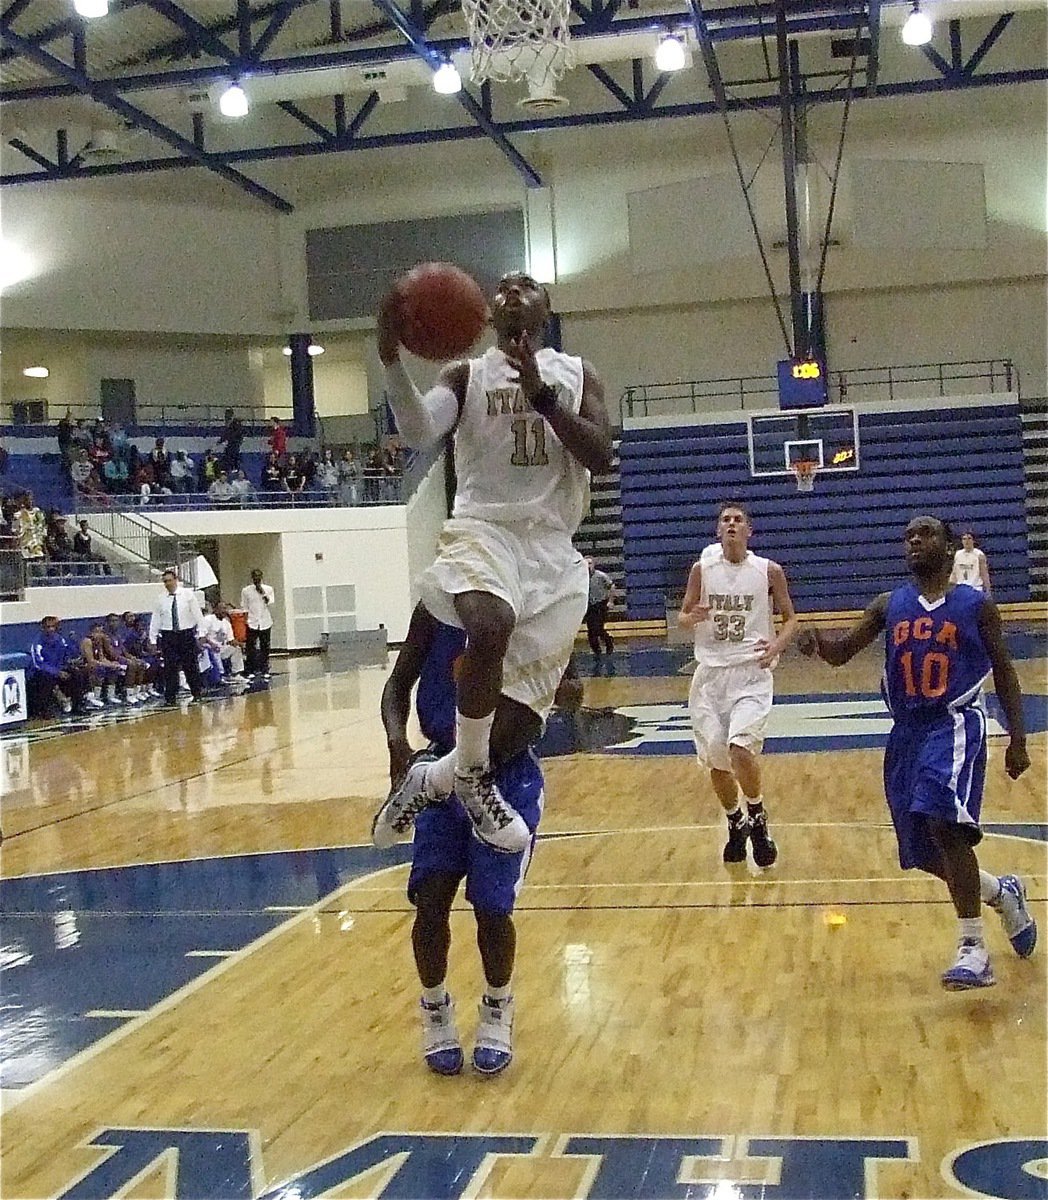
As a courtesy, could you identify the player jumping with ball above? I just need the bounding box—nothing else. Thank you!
[373,271,613,854]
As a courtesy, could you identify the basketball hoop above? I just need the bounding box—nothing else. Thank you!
[460,0,574,89]
[791,460,818,492]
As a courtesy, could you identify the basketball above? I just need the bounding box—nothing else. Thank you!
[397,262,489,362]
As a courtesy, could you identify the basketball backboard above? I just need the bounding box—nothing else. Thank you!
[748,405,860,478]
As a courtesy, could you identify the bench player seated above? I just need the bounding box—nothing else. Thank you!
[374,600,581,1076]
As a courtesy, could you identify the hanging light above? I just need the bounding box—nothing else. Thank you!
[432,61,462,95]
[218,82,250,118]
[73,0,109,17]
[307,343,325,356]
[23,366,49,378]
[654,33,687,73]
[901,3,933,46]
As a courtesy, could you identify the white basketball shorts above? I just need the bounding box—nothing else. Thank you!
[688,661,774,770]
[417,516,588,719]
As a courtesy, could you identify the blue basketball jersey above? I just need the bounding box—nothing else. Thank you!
[882,583,991,718]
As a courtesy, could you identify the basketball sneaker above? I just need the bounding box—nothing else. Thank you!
[723,813,750,863]
[748,809,778,868]
[454,768,530,854]
[989,875,1038,959]
[941,939,995,990]
[472,995,514,1075]
[420,994,463,1076]
[371,750,440,850]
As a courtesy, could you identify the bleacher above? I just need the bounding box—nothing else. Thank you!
[0,447,72,514]
[619,399,1030,619]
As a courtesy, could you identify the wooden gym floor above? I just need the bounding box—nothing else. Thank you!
[0,634,1045,1200]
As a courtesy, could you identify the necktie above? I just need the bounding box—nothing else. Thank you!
[171,595,180,631]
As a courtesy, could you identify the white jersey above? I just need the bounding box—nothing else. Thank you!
[693,546,775,667]
[951,548,986,591]
[452,346,589,534]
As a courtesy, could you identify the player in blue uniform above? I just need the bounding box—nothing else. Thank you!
[800,515,1035,990]
[376,601,581,1075]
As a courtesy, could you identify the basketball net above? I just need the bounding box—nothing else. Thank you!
[791,461,818,493]
[460,0,574,88]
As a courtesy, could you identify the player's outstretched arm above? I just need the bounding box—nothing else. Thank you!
[977,598,1029,779]
[377,289,466,449]
[797,592,889,667]
[677,561,709,629]
[381,602,437,785]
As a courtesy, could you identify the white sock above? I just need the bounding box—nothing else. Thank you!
[455,711,494,773]
[725,803,743,823]
[979,870,1003,906]
[421,984,447,1005]
[485,983,512,1002]
[959,917,985,944]
[426,750,458,798]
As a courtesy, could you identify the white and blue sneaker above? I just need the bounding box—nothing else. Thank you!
[991,875,1038,959]
[371,750,441,850]
[941,939,995,991]
[420,994,463,1076]
[472,995,514,1075]
[454,768,530,854]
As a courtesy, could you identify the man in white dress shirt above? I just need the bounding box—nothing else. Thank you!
[149,568,204,705]
[240,568,275,678]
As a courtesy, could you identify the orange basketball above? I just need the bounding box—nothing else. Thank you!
[397,262,489,362]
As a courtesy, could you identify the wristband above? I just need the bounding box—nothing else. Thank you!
[530,384,557,416]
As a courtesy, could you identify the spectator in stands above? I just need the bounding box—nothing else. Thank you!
[268,417,288,462]
[15,492,46,561]
[317,448,339,500]
[240,568,275,679]
[44,512,74,563]
[104,613,150,704]
[208,471,235,503]
[73,519,112,575]
[102,454,130,493]
[282,456,305,496]
[364,445,384,503]
[300,450,319,491]
[71,420,92,453]
[88,432,111,474]
[149,438,170,486]
[0,439,6,476]
[30,616,90,715]
[56,410,73,470]
[230,470,254,503]
[69,449,93,492]
[260,453,283,494]
[0,496,17,546]
[199,449,220,491]
[338,447,361,506]
[149,568,204,705]
[81,468,110,504]
[218,409,244,474]
[950,530,992,595]
[168,450,193,494]
[81,622,127,706]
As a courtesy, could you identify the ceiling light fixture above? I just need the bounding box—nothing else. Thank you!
[73,0,109,17]
[432,62,462,95]
[654,33,687,73]
[901,3,933,46]
[218,82,250,118]
[282,343,325,356]
[23,366,49,378]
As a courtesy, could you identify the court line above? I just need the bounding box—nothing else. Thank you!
[344,875,1048,890]
[184,949,235,958]
[337,896,1046,913]
[1,861,410,1110]
[84,1009,147,1019]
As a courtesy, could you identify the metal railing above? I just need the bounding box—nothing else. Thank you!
[621,358,1019,420]
[0,547,25,601]
[4,401,294,430]
[74,506,197,583]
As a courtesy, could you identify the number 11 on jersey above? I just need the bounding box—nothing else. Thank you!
[510,417,550,467]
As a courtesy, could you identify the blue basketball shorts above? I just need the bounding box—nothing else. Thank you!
[408,751,544,916]
[883,704,987,872]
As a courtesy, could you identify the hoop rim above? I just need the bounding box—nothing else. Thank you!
[790,459,818,491]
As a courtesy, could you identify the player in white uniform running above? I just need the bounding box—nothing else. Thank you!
[678,504,799,866]
[950,530,992,595]
[373,271,614,854]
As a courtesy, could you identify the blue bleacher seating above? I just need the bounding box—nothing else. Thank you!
[619,402,1030,618]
